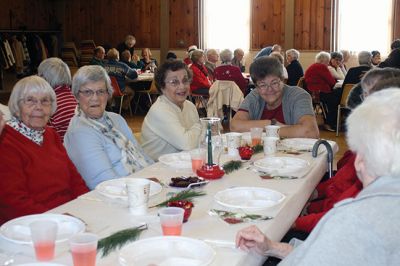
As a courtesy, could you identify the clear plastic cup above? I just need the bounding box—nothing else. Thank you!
[190,148,206,173]
[69,233,98,266]
[29,220,58,261]
[250,127,263,146]
[159,207,184,236]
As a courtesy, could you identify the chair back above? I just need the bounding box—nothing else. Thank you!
[148,80,159,94]
[110,76,124,97]
[296,76,305,88]
[340,83,355,107]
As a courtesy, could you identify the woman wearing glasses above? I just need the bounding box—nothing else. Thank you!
[0,76,88,224]
[231,56,319,138]
[64,65,153,189]
[141,59,201,160]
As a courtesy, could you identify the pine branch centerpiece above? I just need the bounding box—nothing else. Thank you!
[252,144,264,154]
[152,190,206,208]
[97,224,147,257]
[222,160,243,174]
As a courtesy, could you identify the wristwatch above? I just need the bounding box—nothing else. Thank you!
[270,118,277,125]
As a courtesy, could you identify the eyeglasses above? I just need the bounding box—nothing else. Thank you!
[79,89,108,97]
[20,97,52,107]
[256,80,281,91]
[165,78,191,88]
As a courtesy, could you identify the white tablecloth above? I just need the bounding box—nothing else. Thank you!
[0,141,338,266]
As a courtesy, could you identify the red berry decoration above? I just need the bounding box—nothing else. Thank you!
[167,200,194,223]
[238,146,254,160]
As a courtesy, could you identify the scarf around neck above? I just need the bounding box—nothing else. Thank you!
[7,116,45,145]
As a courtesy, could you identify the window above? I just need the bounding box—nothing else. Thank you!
[200,0,251,52]
[336,0,393,55]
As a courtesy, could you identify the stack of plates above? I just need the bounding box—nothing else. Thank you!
[253,157,310,178]
[159,152,192,169]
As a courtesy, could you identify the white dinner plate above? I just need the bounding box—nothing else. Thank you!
[119,236,215,266]
[0,214,85,244]
[214,187,285,210]
[280,138,335,153]
[254,157,310,177]
[95,177,162,200]
[158,152,192,169]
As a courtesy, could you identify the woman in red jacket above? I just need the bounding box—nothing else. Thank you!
[304,51,341,131]
[0,76,89,225]
[189,49,212,95]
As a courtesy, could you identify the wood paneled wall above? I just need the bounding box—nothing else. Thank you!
[169,0,198,49]
[251,0,286,49]
[0,0,57,30]
[59,0,160,48]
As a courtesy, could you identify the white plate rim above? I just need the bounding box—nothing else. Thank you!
[158,152,192,169]
[214,186,285,210]
[118,236,216,266]
[95,177,162,200]
[0,213,85,244]
[253,157,310,172]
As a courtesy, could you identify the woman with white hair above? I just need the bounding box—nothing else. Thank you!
[64,65,153,189]
[214,49,249,94]
[285,49,304,86]
[38,57,77,141]
[236,88,400,265]
[0,76,88,224]
[304,51,339,132]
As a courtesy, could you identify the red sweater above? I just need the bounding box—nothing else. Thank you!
[0,125,89,225]
[48,85,77,142]
[304,63,336,93]
[295,180,362,233]
[214,65,248,94]
[190,63,211,93]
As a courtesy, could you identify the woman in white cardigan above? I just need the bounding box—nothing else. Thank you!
[141,60,201,160]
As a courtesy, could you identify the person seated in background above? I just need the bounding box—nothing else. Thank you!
[184,45,198,65]
[0,76,89,224]
[342,51,372,88]
[236,89,400,265]
[339,49,350,74]
[230,56,319,138]
[189,49,212,95]
[328,51,346,80]
[232,48,245,72]
[140,48,158,72]
[141,60,201,160]
[214,49,249,95]
[166,51,177,60]
[64,66,153,190]
[116,34,136,56]
[347,67,400,109]
[120,50,144,70]
[285,49,304,86]
[38,57,77,141]
[204,49,219,81]
[371,50,381,67]
[90,46,106,67]
[269,52,288,81]
[378,48,400,68]
[304,51,339,132]
[254,44,281,59]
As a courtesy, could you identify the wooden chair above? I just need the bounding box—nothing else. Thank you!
[296,76,305,88]
[110,76,132,116]
[336,83,355,136]
[134,80,159,113]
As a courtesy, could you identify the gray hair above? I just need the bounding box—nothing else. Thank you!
[250,56,284,84]
[71,65,113,99]
[347,88,400,178]
[206,49,218,59]
[285,49,300,60]
[315,51,331,64]
[269,52,284,64]
[357,51,372,66]
[38,57,71,88]
[219,49,233,63]
[8,75,57,118]
[107,48,119,60]
[361,68,400,95]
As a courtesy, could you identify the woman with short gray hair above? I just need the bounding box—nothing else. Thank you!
[285,49,304,86]
[0,75,88,224]
[38,57,77,140]
[64,65,153,190]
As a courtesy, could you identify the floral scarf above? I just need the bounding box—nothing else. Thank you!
[7,117,45,145]
[75,108,153,173]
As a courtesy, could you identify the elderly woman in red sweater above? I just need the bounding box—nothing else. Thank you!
[304,51,341,132]
[189,49,212,95]
[0,76,88,225]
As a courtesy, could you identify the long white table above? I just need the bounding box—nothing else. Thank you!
[0,142,337,266]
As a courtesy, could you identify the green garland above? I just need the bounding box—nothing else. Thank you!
[152,190,206,208]
[222,160,243,174]
[252,144,264,154]
[97,224,147,257]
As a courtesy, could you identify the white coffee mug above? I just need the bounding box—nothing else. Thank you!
[263,136,279,155]
[265,125,280,138]
[125,178,151,215]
